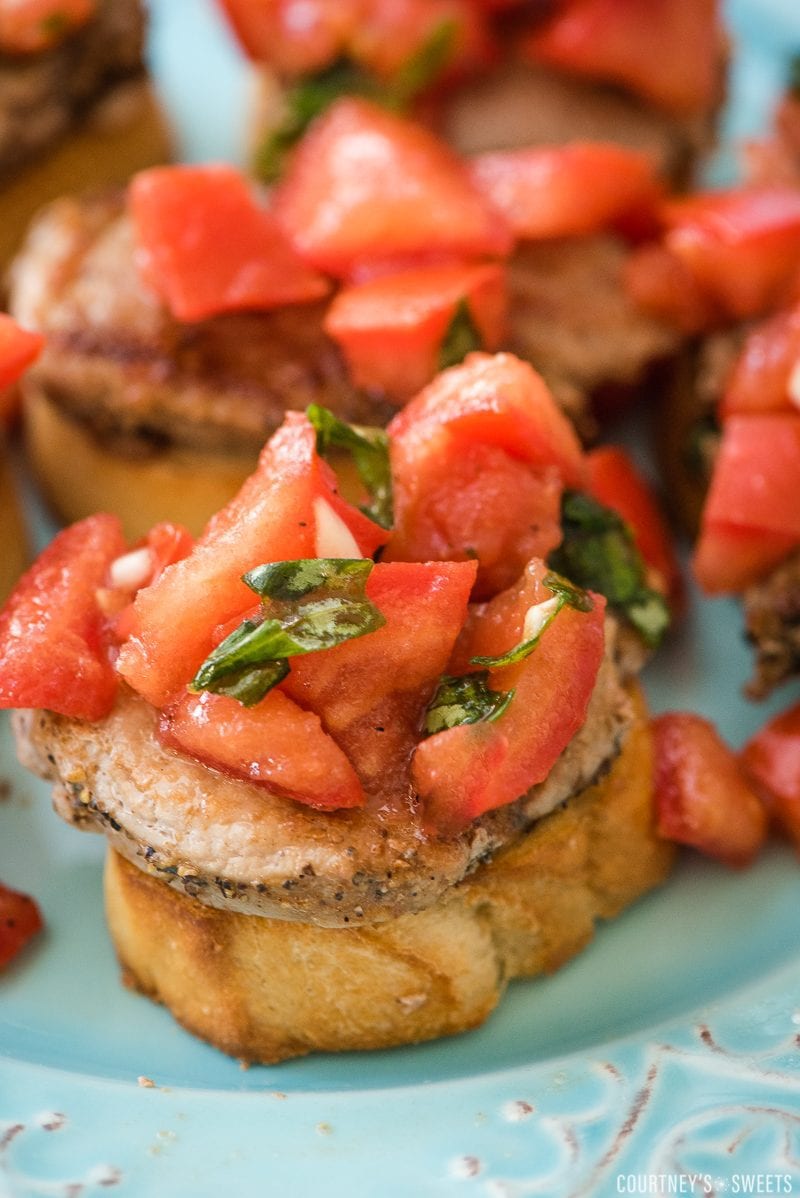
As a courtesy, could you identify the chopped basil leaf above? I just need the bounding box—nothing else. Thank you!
[542,571,594,613]
[255,59,382,182]
[254,25,456,183]
[203,660,291,707]
[470,573,593,670]
[244,556,374,602]
[424,671,514,735]
[548,491,670,650]
[625,592,671,649]
[392,19,458,105]
[307,404,393,530]
[438,299,483,372]
[189,558,385,705]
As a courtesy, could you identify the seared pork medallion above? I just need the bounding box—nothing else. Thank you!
[1,352,677,1061]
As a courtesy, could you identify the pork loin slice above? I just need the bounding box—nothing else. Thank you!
[8,193,392,458]
[440,62,718,186]
[507,237,681,430]
[744,550,800,698]
[15,637,631,927]
[0,0,147,178]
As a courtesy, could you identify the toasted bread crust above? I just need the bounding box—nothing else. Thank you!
[0,447,27,603]
[23,384,254,539]
[105,689,674,1063]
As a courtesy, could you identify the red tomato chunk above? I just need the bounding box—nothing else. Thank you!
[468,143,661,241]
[283,559,476,793]
[272,98,511,278]
[413,560,605,833]
[652,712,767,868]
[0,514,125,720]
[520,0,722,116]
[0,882,43,969]
[130,165,330,322]
[160,689,364,810]
[741,702,800,853]
[324,262,507,401]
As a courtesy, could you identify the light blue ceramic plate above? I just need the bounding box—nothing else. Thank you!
[3,3,800,1195]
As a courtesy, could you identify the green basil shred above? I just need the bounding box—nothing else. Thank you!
[438,299,483,372]
[470,571,593,669]
[254,20,458,182]
[307,404,393,529]
[189,558,385,706]
[424,671,514,736]
[548,491,670,649]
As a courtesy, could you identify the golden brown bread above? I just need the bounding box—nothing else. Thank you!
[23,385,254,539]
[105,688,674,1063]
[0,444,28,603]
[0,80,170,273]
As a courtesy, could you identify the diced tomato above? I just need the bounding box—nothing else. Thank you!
[386,353,584,594]
[586,446,682,605]
[740,702,800,852]
[0,314,44,389]
[468,143,662,241]
[699,414,800,541]
[116,413,388,708]
[0,314,44,425]
[0,514,125,720]
[693,411,800,590]
[324,262,507,401]
[412,560,605,833]
[720,303,800,417]
[0,0,94,54]
[272,98,511,279]
[216,0,361,72]
[520,0,722,116]
[108,522,195,643]
[390,441,563,596]
[129,165,330,323]
[160,689,364,810]
[0,882,43,969]
[660,188,800,322]
[692,522,796,595]
[350,0,492,85]
[282,560,476,790]
[652,712,767,868]
[624,242,723,333]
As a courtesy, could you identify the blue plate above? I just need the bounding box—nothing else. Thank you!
[3,3,800,1194]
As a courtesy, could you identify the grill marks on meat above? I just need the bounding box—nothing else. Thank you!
[0,0,147,178]
[15,640,631,927]
[9,194,394,456]
[745,549,800,697]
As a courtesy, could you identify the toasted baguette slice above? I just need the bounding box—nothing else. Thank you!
[105,687,674,1064]
[0,446,27,603]
[23,385,253,540]
[0,79,170,272]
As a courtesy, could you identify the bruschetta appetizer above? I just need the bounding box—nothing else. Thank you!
[2,352,676,1061]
